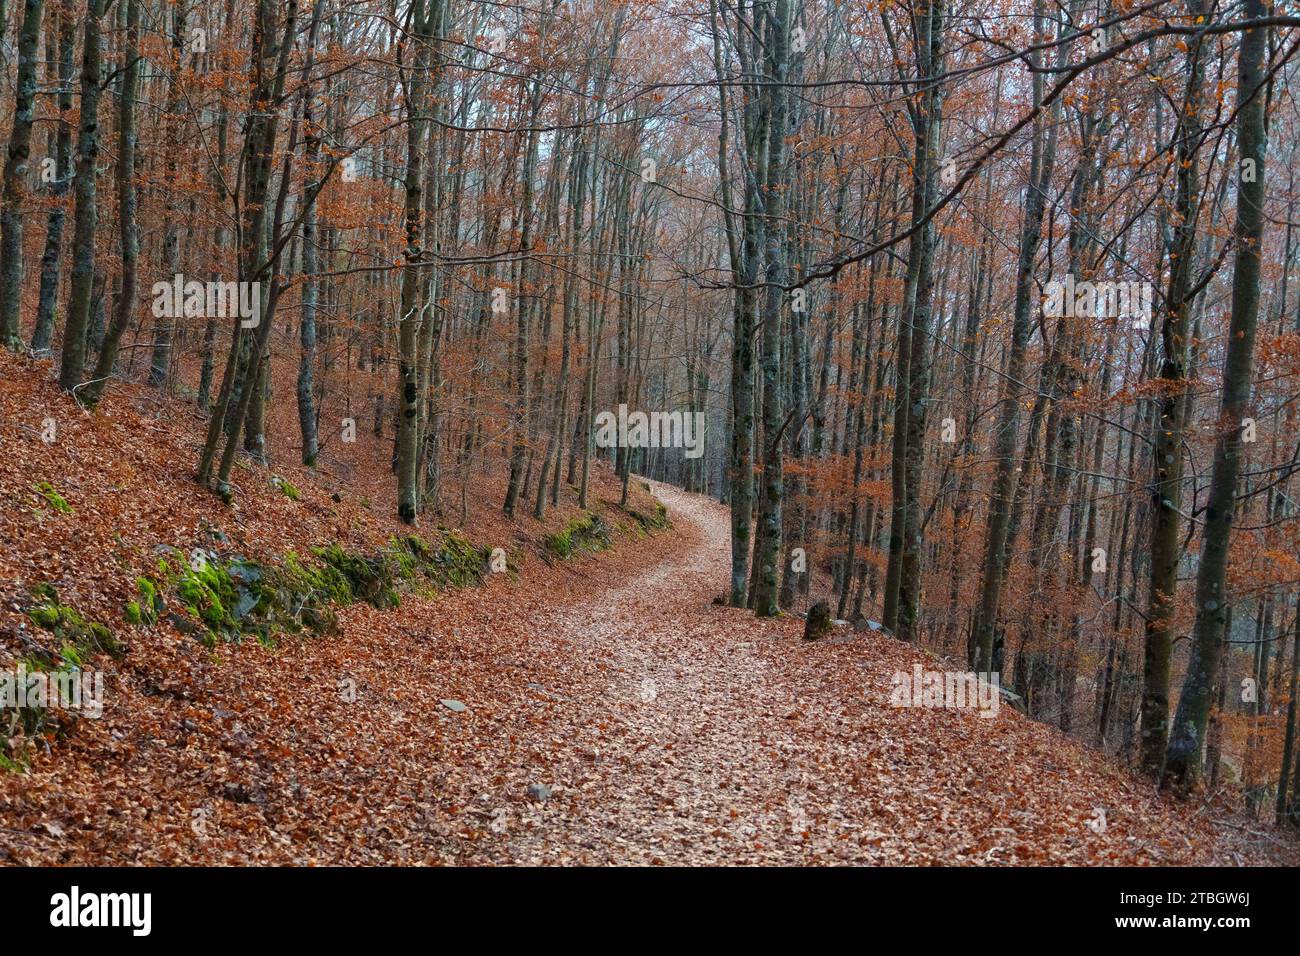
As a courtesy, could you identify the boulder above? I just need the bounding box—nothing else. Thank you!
[802,600,833,641]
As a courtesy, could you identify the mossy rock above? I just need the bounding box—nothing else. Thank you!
[390,531,489,590]
[174,558,242,638]
[11,586,119,769]
[544,512,612,560]
[313,544,400,609]
[624,501,670,531]
[254,555,340,637]
[169,550,347,644]
[125,576,165,627]
[26,584,122,661]
[431,531,489,589]
[151,532,488,650]
[272,476,302,501]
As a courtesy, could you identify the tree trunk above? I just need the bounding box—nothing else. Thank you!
[1163,1,1268,792]
[0,0,46,349]
[32,9,74,356]
[56,0,105,393]
[81,0,139,409]
[1140,0,1212,778]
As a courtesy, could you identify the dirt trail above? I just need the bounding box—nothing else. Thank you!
[452,483,1279,865]
[3,483,1283,865]
[496,482,807,864]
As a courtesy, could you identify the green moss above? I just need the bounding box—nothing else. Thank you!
[273,477,302,501]
[12,587,120,768]
[389,537,422,581]
[33,481,72,514]
[124,533,485,653]
[175,559,241,637]
[312,544,400,609]
[0,750,27,773]
[386,532,489,592]
[28,605,60,629]
[544,530,570,559]
[11,525,504,768]
[161,549,341,645]
[432,531,489,589]
[26,585,121,661]
[251,554,339,637]
[124,576,164,627]
[282,549,352,607]
[544,512,611,560]
[624,501,671,532]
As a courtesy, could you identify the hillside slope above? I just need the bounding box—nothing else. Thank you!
[0,354,1295,864]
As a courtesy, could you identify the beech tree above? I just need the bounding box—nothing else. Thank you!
[0,0,1296,813]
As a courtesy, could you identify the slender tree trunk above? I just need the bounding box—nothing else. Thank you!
[751,0,791,618]
[56,0,106,393]
[0,0,46,349]
[1139,2,1211,778]
[32,9,73,356]
[395,0,433,523]
[1277,607,1300,824]
[503,74,544,517]
[149,5,185,389]
[895,0,944,642]
[296,13,326,466]
[970,0,1060,672]
[1163,2,1268,792]
[81,0,139,408]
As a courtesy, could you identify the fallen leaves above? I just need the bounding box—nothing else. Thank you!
[0,353,1296,866]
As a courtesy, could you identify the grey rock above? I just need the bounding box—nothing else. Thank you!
[527,783,553,802]
[167,612,198,634]
[440,698,467,713]
[221,781,266,806]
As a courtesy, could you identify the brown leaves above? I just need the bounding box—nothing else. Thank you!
[0,351,1292,865]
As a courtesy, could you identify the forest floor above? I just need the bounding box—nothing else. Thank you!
[2,352,1298,865]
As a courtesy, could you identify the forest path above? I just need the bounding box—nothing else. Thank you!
[5,484,1266,865]
[401,482,1244,865]
[492,481,822,864]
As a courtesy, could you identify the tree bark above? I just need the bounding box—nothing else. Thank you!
[0,0,46,349]
[1163,0,1268,792]
[56,0,106,393]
